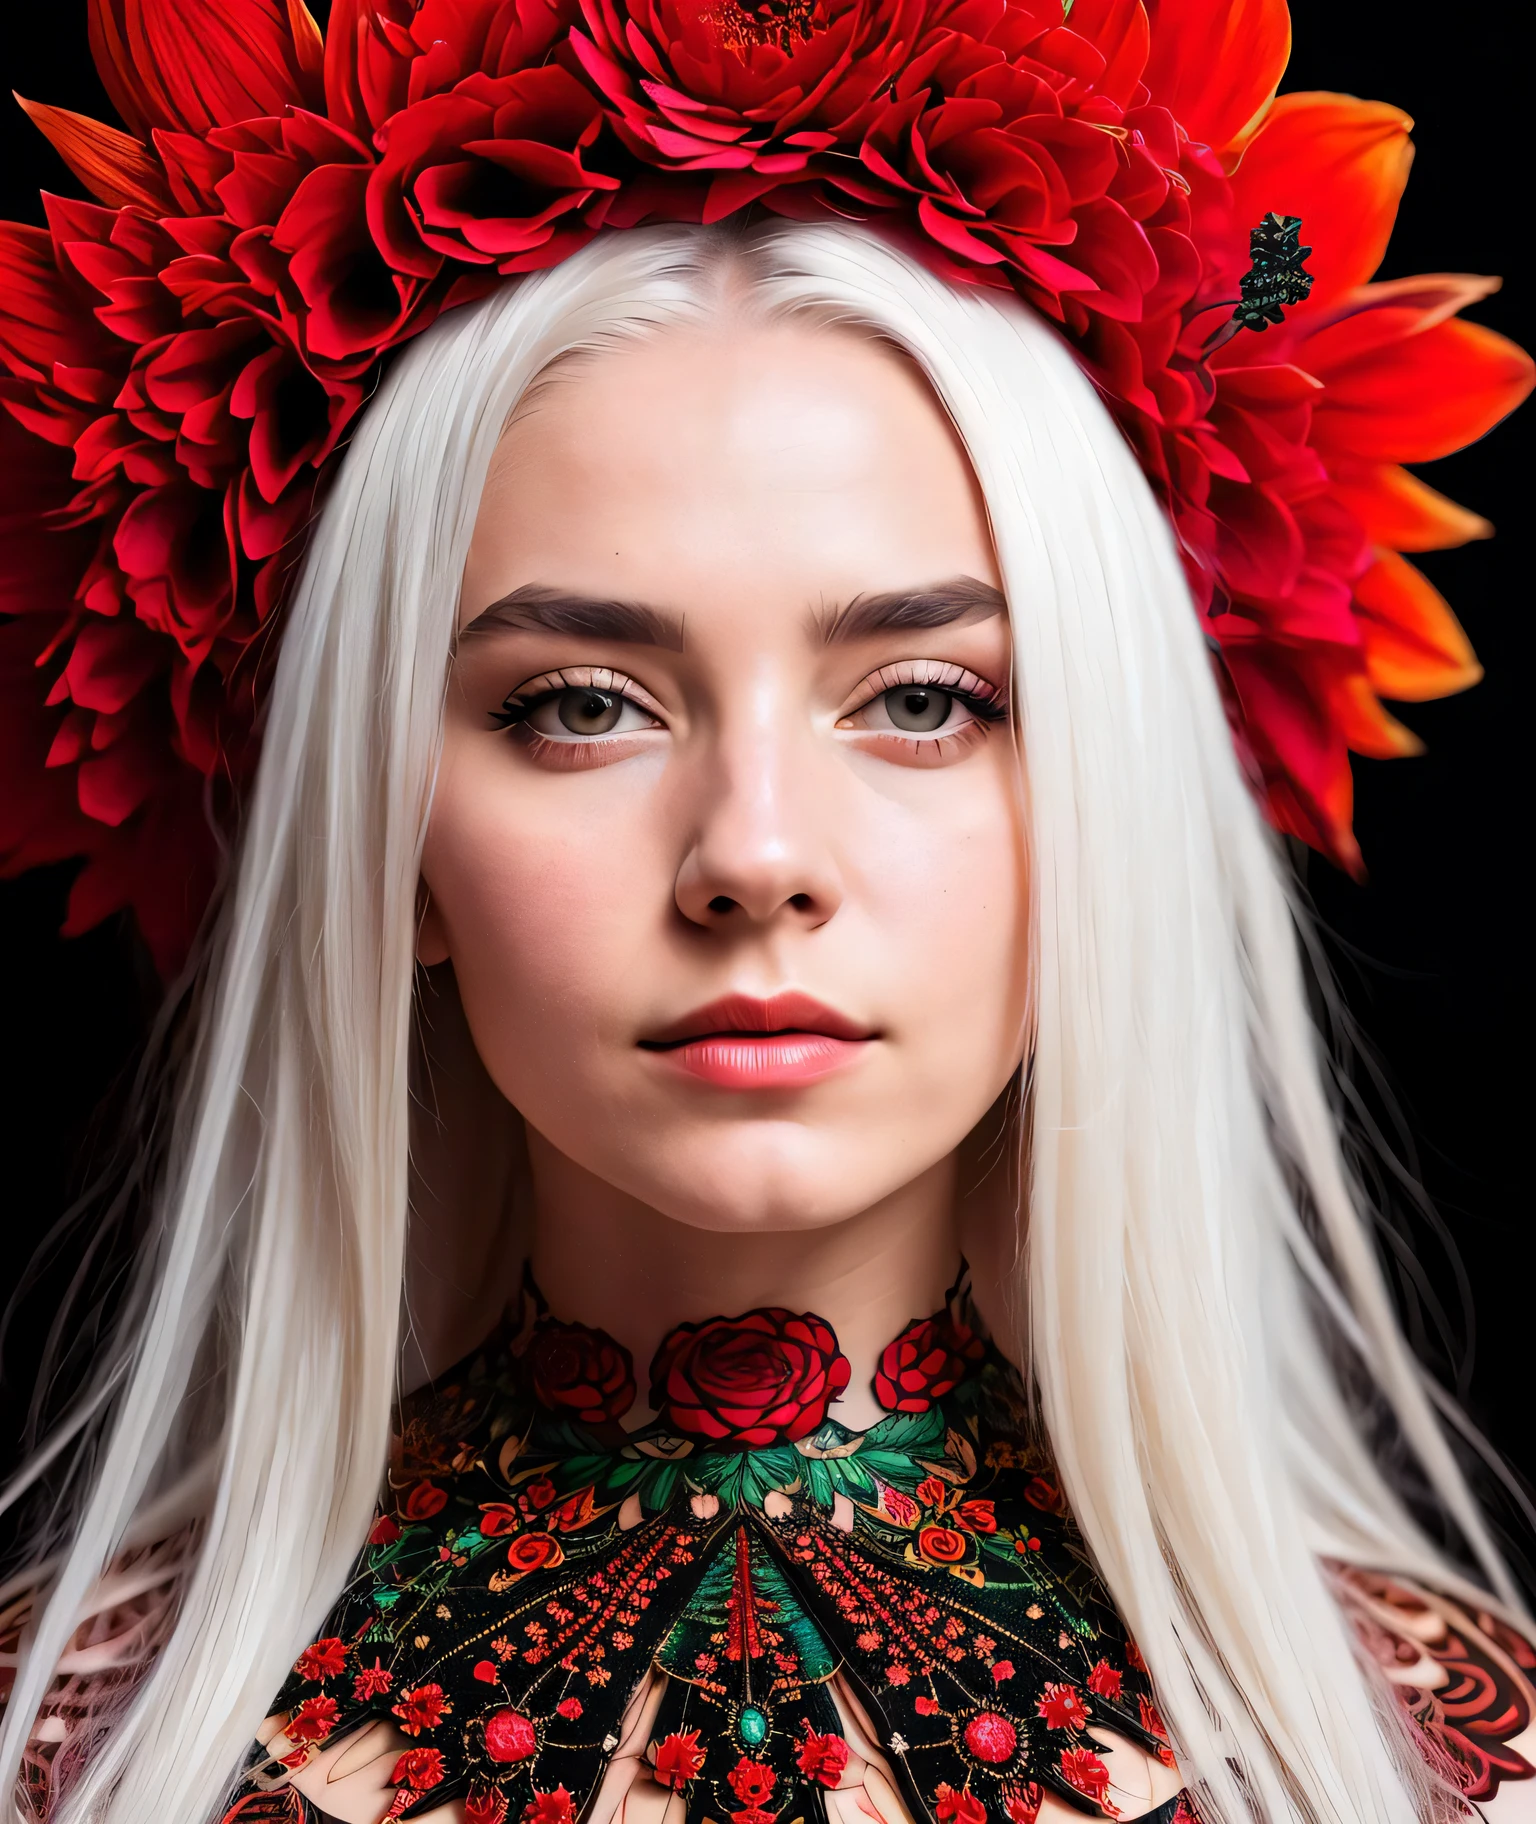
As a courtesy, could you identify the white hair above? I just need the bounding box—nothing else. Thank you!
[0,220,1521,1824]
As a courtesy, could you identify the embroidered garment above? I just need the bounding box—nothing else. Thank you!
[224,1287,1186,1824]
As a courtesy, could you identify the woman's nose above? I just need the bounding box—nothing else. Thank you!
[672,711,844,931]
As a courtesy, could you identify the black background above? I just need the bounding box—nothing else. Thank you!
[0,7,1530,1499]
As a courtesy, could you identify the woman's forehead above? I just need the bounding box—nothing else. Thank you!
[462,324,1000,636]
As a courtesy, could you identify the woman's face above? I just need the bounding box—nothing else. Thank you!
[421,322,1028,1233]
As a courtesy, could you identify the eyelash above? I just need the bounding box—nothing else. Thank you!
[488,660,1010,764]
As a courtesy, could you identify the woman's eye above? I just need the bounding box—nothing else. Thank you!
[522,688,654,739]
[882,686,955,733]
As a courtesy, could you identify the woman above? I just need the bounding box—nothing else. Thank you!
[0,2,1531,1822]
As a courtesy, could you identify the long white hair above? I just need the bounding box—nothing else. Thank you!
[0,220,1521,1824]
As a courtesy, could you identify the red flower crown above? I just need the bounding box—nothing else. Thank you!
[0,0,1530,972]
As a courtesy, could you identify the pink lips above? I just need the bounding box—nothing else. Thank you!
[639,992,876,1090]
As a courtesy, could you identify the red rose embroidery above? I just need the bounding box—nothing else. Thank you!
[873,1311,985,1412]
[1087,1659,1123,1700]
[506,1531,564,1576]
[1006,1786,1043,1824]
[958,1499,997,1534]
[528,1317,637,1424]
[915,1695,940,1716]
[915,1476,947,1508]
[964,1712,1017,1764]
[467,1792,511,1824]
[353,1659,393,1701]
[918,1525,968,1564]
[1059,1747,1112,1807]
[654,1729,706,1789]
[991,1660,1016,1684]
[391,1745,447,1790]
[727,1756,777,1809]
[523,1788,576,1824]
[485,1708,539,1763]
[650,1309,850,1449]
[557,1696,584,1720]
[369,1513,401,1545]
[286,1694,339,1744]
[797,1730,850,1786]
[393,1683,450,1734]
[293,1636,347,1681]
[935,1784,988,1824]
[523,1476,557,1510]
[480,1502,521,1536]
[551,1487,598,1533]
[401,1481,449,1520]
[1038,1683,1090,1731]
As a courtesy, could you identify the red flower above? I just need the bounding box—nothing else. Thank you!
[393,1683,450,1735]
[991,1661,1015,1684]
[528,1318,637,1424]
[915,1477,948,1509]
[1059,1747,1112,1806]
[467,1792,511,1824]
[485,1708,539,1763]
[474,1660,500,1683]
[353,1659,393,1700]
[524,1477,558,1510]
[875,1310,985,1412]
[293,1637,347,1681]
[1037,1683,1089,1731]
[654,1729,706,1788]
[551,1488,598,1533]
[650,1309,850,1450]
[369,1514,402,1545]
[401,1481,448,1521]
[882,1488,919,1526]
[1086,1660,1123,1701]
[957,1500,997,1534]
[524,1788,577,1824]
[391,1746,447,1790]
[1022,1477,1065,1516]
[480,1502,522,1536]
[918,1525,969,1564]
[963,1712,1017,1764]
[915,1695,940,1715]
[557,1696,584,1720]
[506,1531,565,1576]
[286,1694,339,1743]
[935,1784,987,1824]
[797,1730,849,1786]
[1006,1787,1042,1824]
[727,1756,777,1809]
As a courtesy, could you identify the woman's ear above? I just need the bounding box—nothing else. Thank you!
[417,880,451,966]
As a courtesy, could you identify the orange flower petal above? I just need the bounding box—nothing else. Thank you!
[1227,93,1412,311]
[12,97,173,213]
[1304,304,1535,465]
[1326,459,1490,554]
[1142,0,1290,160]
[87,0,323,139]
[1332,671,1422,759]
[1352,550,1482,702]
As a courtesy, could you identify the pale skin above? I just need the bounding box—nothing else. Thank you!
[263,324,1536,1822]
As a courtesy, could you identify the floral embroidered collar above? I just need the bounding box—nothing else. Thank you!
[229,1278,1182,1823]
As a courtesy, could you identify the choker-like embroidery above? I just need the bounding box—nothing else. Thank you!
[227,1279,1179,1823]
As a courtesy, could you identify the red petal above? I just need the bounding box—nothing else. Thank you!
[14,97,174,213]
[1326,459,1490,554]
[88,0,323,138]
[1142,0,1290,159]
[1227,93,1411,312]
[1352,550,1481,703]
[1305,302,1535,465]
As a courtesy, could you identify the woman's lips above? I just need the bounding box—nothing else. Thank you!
[639,992,876,1091]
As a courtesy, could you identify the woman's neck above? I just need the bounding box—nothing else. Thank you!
[525,1127,962,1432]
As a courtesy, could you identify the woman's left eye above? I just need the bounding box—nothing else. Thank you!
[842,675,1003,739]
[872,685,961,733]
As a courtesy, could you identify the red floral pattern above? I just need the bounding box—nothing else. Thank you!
[527,1317,637,1424]
[874,1310,985,1412]
[1,0,1528,970]
[650,1307,852,1448]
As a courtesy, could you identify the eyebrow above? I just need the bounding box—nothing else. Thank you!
[816,577,1007,644]
[459,574,1007,651]
[461,583,686,651]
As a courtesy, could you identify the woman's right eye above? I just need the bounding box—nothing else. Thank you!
[509,687,659,741]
